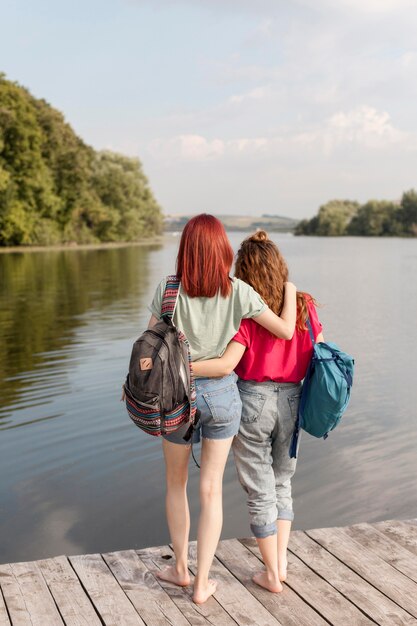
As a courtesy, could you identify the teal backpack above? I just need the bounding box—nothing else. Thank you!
[289,318,354,458]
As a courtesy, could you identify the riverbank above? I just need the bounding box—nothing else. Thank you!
[0,236,169,254]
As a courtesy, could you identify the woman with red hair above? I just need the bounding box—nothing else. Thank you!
[147,215,297,604]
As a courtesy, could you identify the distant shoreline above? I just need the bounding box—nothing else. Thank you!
[0,237,167,254]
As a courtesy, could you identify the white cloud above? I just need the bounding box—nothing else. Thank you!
[148,106,408,162]
[149,135,224,160]
[149,134,269,161]
[228,86,270,105]
[329,106,403,141]
[296,106,408,155]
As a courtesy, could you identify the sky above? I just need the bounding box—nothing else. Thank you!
[2,0,417,218]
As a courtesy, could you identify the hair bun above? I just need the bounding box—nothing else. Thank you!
[248,229,269,243]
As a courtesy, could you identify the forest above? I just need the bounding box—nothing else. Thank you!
[0,74,163,246]
[295,192,417,236]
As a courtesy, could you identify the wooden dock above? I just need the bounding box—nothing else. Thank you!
[1,519,417,625]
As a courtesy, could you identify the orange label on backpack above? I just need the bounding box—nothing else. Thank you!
[140,358,153,370]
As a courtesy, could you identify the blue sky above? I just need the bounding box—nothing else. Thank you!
[2,0,417,217]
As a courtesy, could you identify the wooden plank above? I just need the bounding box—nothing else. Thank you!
[69,553,145,626]
[242,537,374,626]
[0,588,10,626]
[346,523,417,583]
[289,530,416,626]
[215,538,328,626]
[187,541,282,626]
[138,544,236,626]
[37,555,101,626]
[374,520,417,556]
[0,561,63,626]
[307,527,417,619]
[103,549,190,626]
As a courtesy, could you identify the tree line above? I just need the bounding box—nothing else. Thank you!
[0,74,163,246]
[295,191,417,236]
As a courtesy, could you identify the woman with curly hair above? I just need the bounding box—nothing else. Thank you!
[193,230,323,593]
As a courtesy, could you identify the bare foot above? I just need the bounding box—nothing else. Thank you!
[253,570,283,593]
[193,579,217,604]
[156,565,191,587]
[278,557,287,582]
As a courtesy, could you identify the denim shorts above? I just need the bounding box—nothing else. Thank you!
[163,373,242,445]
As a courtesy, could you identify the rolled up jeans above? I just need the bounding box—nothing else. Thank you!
[232,379,302,539]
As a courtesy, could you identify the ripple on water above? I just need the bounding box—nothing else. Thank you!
[0,238,416,563]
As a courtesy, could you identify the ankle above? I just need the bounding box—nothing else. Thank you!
[194,574,209,588]
[175,561,188,575]
[265,567,279,581]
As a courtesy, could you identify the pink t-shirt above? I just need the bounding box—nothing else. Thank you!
[233,299,323,383]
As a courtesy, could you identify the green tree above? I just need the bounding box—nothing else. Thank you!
[347,200,402,236]
[0,74,163,246]
[295,200,359,236]
[399,189,417,235]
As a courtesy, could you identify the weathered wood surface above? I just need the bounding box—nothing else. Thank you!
[217,538,328,626]
[375,519,417,556]
[0,561,63,625]
[188,540,283,626]
[288,529,416,626]
[138,544,236,626]
[37,555,101,626]
[346,523,417,583]
[242,536,374,626]
[0,588,10,626]
[0,520,416,626]
[307,525,417,618]
[69,553,145,626]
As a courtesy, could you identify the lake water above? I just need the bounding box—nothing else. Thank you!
[1,234,416,564]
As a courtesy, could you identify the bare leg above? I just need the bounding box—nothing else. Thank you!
[193,437,233,604]
[156,439,191,586]
[277,519,292,581]
[253,534,283,592]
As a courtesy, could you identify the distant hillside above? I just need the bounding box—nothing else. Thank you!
[165,214,298,233]
[0,74,163,246]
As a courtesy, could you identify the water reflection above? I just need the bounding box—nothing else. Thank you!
[0,236,416,564]
[0,246,160,427]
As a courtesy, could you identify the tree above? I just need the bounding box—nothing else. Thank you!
[0,74,163,246]
[295,200,359,236]
[399,189,417,236]
[91,151,163,241]
[347,200,402,236]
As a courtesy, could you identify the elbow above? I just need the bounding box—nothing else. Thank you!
[283,325,295,340]
[220,363,234,377]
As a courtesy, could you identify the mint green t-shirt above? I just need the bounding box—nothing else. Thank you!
[148,277,267,362]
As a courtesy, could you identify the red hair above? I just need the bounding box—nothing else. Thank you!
[176,214,234,297]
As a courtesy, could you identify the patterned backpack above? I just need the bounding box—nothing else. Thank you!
[123,276,199,441]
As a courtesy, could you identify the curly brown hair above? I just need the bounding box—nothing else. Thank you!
[234,230,316,331]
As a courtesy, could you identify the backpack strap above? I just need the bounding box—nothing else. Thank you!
[161,275,180,320]
[306,316,315,345]
[289,315,315,459]
[161,275,201,450]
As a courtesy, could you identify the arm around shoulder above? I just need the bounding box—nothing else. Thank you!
[254,282,297,339]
